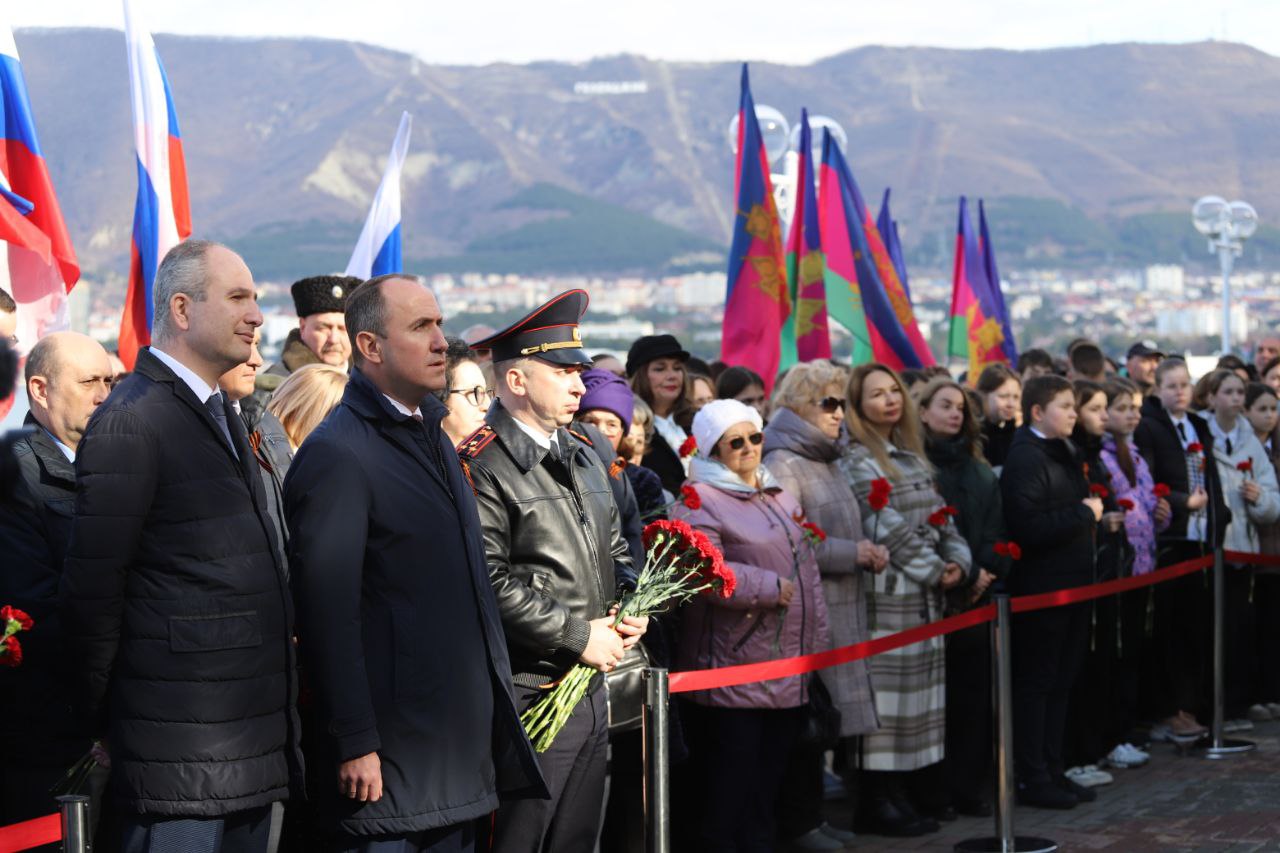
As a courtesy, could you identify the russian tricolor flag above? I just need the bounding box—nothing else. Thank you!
[118,0,191,369]
[0,22,80,355]
[345,111,412,280]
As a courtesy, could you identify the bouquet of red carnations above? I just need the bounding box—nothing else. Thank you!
[521,518,735,752]
[0,605,33,667]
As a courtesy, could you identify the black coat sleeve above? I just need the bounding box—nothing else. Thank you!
[283,438,381,762]
[59,409,160,734]
[1000,448,1095,551]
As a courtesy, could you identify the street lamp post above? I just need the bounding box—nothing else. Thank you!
[726,109,847,233]
[1192,196,1259,354]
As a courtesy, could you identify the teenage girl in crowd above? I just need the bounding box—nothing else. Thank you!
[626,334,694,494]
[1134,358,1228,741]
[840,364,970,837]
[1097,378,1169,769]
[917,377,1010,818]
[1244,382,1280,720]
[1199,370,1280,731]
[976,364,1022,471]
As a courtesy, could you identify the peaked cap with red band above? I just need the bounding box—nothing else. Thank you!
[471,289,592,366]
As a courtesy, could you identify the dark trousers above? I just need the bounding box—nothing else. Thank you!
[1011,602,1090,785]
[1223,567,1256,719]
[679,703,802,853]
[492,683,608,853]
[944,623,992,803]
[121,803,282,853]
[1153,546,1210,718]
[599,731,643,853]
[331,822,475,853]
[776,743,824,839]
[1254,574,1280,703]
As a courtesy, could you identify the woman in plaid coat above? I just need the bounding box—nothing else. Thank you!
[840,364,970,837]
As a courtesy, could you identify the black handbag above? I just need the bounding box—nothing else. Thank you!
[797,672,842,749]
[605,642,651,734]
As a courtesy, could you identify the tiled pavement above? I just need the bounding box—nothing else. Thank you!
[846,720,1280,852]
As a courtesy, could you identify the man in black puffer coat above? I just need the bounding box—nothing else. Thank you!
[60,241,302,852]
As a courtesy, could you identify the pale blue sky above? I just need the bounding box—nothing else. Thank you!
[12,0,1280,64]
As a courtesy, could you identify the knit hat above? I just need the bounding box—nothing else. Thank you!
[579,369,634,432]
[291,275,361,318]
[693,398,762,455]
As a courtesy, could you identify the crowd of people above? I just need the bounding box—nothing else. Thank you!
[2,243,1280,853]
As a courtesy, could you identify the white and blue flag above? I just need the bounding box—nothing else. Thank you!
[345,111,412,279]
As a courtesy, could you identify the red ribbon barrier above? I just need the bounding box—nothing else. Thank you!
[669,551,1223,695]
[0,813,60,853]
[1226,550,1280,567]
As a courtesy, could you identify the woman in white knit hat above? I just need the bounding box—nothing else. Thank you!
[671,398,830,852]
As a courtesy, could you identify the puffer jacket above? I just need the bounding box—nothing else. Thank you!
[1207,419,1280,555]
[672,463,829,710]
[59,347,301,816]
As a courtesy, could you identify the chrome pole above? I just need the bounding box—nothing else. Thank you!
[1202,547,1255,757]
[643,667,671,853]
[57,794,90,853]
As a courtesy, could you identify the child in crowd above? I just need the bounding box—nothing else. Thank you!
[1133,358,1228,741]
[1000,375,1101,810]
[1245,382,1280,720]
[976,364,1021,471]
[1199,370,1280,731]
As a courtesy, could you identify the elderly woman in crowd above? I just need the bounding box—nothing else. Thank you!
[266,363,348,453]
[673,399,828,853]
[763,361,887,849]
[438,335,493,447]
[841,363,970,838]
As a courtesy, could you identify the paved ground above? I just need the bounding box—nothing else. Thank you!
[845,720,1280,852]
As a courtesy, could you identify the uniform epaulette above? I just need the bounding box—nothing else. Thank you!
[457,424,498,459]
[567,427,593,447]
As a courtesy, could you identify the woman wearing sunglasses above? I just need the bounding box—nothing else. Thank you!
[439,336,494,448]
[671,398,829,852]
[839,364,970,838]
[763,361,887,850]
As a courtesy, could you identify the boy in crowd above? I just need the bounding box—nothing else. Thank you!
[1000,375,1103,809]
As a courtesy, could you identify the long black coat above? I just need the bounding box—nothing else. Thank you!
[0,415,86,765]
[1133,398,1231,548]
[59,347,302,817]
[999,427,1098,594]
[283,369,545,836]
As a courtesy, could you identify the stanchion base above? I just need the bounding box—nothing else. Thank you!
[1197,737,1257,759]
[954,836,1058,853]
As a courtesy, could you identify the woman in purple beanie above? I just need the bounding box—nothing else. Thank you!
[578,369,668,522]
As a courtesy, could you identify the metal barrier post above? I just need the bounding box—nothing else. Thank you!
[57,794,90,853]
[1200,546,1255,758]
[643,667,670,853]
[955,596,1056,853]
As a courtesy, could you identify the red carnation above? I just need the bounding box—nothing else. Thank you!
[1117,498,1135,511]
[1089,483,1109,498]
[1239,459,1254,479]
[994,540,1023,560]
[680,484,702,510]
[0,606,33,632]
[678,436,698,458]
[1153,483,1171,499]
[1007,542,1022,560]
[943,505,958,517]
[1186,442,1203,455]
[1,635,21,667]
[927,509,949,527]
[801,521,827,542]
[868,478,893,511]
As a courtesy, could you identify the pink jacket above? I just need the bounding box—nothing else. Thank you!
[672,475,830,710]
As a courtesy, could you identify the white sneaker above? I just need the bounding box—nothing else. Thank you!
[1120,743,1150,764]
[1104,744,1145,768]
[1224,718,1255,733]
[1267,702,1280,718]
[1076,765,1114,787]
[1248,704,1273,722]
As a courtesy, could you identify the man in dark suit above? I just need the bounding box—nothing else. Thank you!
[283,274,545,853]
[1,332,113,830]
[60,240,302,853]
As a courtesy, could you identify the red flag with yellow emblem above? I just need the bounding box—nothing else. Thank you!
[780,109,831,369]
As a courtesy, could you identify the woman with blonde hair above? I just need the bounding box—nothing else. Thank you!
[266,363,348,452]
[840,363,970,836]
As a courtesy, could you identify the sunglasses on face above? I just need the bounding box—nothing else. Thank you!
[723,432,764,451]
[817,396,843,413]
[451,386,495,408]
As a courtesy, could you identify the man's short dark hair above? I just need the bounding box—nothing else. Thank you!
[1022,374,1073,424]
[344,274,423,366]
[1070,343,1106,379]
[0,287,14,315]
[1017,348,1053,373]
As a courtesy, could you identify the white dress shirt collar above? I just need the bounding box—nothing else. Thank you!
[382,394,422,420]
[41,427,75,463]
[512,416,558,454]
[149,346,219,405]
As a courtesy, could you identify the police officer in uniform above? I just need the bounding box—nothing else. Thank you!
[458,290,646,853]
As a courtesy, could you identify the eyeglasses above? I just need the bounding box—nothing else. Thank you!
[723,432,764,451]
[817,396,843,413]
[451,386,495,407]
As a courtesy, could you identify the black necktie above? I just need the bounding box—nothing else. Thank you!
[1226,437,1233,455]
[1177,421,1187,443]
[205,392,239,459]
